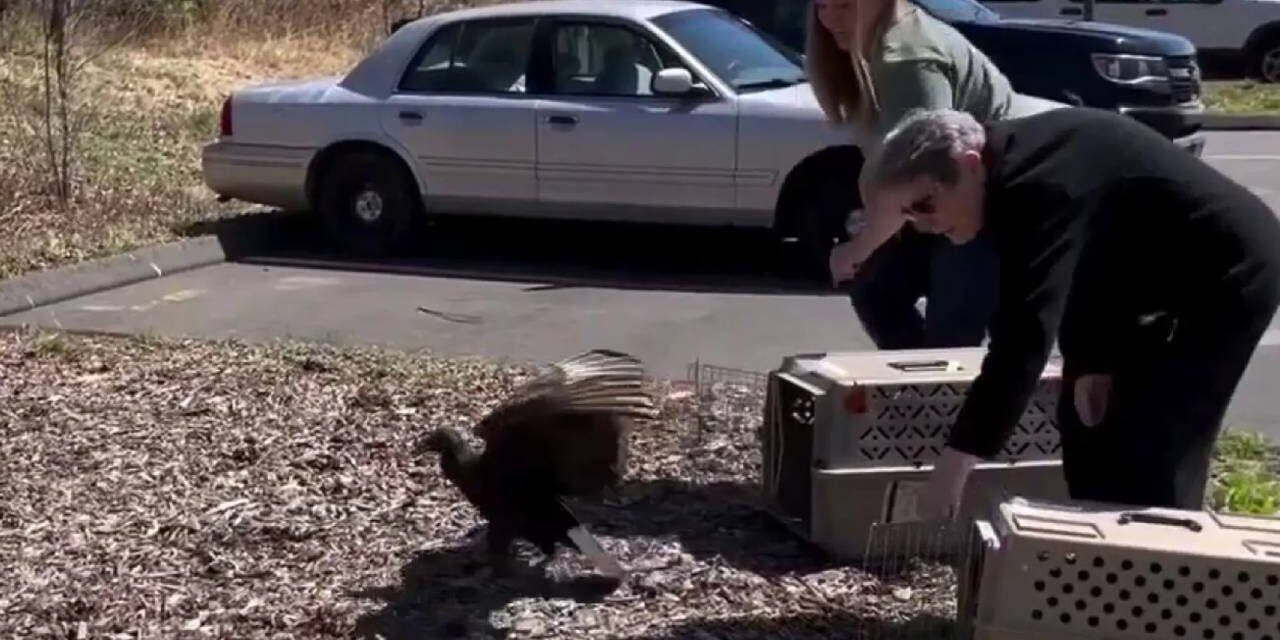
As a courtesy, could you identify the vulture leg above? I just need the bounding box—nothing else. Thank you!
[484,521,517,577]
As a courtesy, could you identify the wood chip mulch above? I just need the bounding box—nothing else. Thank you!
[0,331,962,639]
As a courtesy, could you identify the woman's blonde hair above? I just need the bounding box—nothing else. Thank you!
[805,0,900,129]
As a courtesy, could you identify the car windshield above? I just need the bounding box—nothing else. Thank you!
[912,0,1001,23]
[652,8,806,92]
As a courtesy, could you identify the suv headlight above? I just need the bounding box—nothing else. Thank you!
[1091,53,1169,85]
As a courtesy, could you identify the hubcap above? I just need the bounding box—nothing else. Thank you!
[353,188,384,223]
[1263,47,1280,83]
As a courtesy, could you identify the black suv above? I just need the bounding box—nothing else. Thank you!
[703,0,1207,155]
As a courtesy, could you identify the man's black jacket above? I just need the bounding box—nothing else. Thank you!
[947,107,1280,458]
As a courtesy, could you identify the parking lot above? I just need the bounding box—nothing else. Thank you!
[3,130,1278,438]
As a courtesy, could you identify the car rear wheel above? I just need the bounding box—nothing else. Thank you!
[316,151,419,256]
[782,167,860,282]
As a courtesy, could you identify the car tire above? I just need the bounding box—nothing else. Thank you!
[316,151,420,257]
[1251,34,1280,83]
[783,169,859,282]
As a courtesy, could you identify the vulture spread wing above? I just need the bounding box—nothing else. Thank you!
[475,350,660,495]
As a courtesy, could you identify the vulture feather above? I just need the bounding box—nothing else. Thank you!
[416,349,659,580]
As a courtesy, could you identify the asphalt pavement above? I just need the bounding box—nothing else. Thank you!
[4,130,1279,435]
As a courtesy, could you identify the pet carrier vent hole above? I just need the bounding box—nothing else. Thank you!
[1235,633,1245,640]
[1075,600,1087,611]
[1191,613,1203,624]
[1181,566,1193,577]
[1219,615,1232,627]
[1032,610,1043,621]
[1251,588,1262,599]
[1051,568,1063,578]
[1123,560,1135,571]
[1239,603,1249,614]
[1060,613,1072,624]
[1207,598,1219,610]
[1136,576,1148,587]
[1092,586,1104,597]
[1163,610,1174,620]
[1063,583,1075,595]
[1108,573,1119,584]
[1035,580,1045,591]
[1104,603,1117,614]
[1148,593,1160,604]
[1239,572,1251,583]
[1194,582,1206,593]
[1048,597,1060,608]
[1152,563,1164,574]
[1268,575,1278,586]
[1204,629,1216,639]
[1065,553,1078,565]
[1166,579,1178,590]
[1132,606,1145,618]
[1117,619,1129,631]
[1176,626,1187,637]
[1179,596,1190,606]
[1094,557,1106,568]
[1251,620,1261,630]
[1147,623,1159,634]
[1078,570,1091,581]
[1210,569,1222,580]
[1266,605,1277,616]
[1223,585,1235,597]
[1120,589,1132,601]
[1088,616,1100,627]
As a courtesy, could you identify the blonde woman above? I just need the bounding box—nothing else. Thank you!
[808,0,1061,349]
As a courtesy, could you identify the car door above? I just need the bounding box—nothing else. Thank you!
[532,17,738,223]
[382,16,539,215]
[1065,0,1232,52]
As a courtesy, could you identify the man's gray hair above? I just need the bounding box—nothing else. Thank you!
[862,108,987,191]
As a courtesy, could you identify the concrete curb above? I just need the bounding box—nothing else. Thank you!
[1203,113,1280,130]
[0,212,303,318]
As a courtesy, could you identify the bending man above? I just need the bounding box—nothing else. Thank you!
[857,107,1280,514]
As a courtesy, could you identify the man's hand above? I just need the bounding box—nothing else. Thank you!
[919,447,981,521]
[829,241,863,287]
[1073,374,1113,428]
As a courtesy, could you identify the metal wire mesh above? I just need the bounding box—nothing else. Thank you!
[855,519,990,640]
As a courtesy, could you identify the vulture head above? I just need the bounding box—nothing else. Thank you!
[415,426,466,457]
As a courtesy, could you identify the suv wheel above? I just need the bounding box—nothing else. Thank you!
[317,151,419,256]
[1253,35,1280,83]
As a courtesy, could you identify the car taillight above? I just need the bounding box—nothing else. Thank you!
[219,97,232,137]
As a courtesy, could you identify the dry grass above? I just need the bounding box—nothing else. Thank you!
[0,0,505,281]
[0,329,961,639]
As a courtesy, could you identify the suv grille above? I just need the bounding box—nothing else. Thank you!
[1165,55,1200,104]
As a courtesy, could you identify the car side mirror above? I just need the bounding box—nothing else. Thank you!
[652,68,697,96]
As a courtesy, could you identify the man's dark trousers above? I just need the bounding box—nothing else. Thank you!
[1057,286,1279,511]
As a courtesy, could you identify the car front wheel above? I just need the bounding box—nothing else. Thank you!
[1253,35,1280,83]
[317,151,419,256]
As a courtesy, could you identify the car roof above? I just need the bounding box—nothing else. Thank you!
[424,0,716,23]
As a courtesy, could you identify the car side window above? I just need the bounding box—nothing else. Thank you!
[399,18,536,94]
[549,22,683,97]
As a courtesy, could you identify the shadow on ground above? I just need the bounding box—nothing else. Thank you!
[201,210,843,297]
[350,542,624,639]
[626,611,959,639]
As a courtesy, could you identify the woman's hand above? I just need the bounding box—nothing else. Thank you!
[1074,374,1113,428]
[829,241,863,286]
[919,447,981,521]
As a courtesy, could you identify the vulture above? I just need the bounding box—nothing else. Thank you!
[415,349,660,580]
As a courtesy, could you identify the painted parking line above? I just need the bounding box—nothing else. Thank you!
[1206,154,1280,161]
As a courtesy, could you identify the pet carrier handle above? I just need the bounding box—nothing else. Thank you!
[887,359,954,373]
[1117,512,1203,532]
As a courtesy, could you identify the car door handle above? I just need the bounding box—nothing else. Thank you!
[398,110,424,122]
[546,115,578,126]
[1145,8,1167,15]
[1060,7,1082,15]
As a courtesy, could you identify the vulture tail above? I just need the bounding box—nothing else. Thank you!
[566,525,626,580]
[552,350,660,421]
